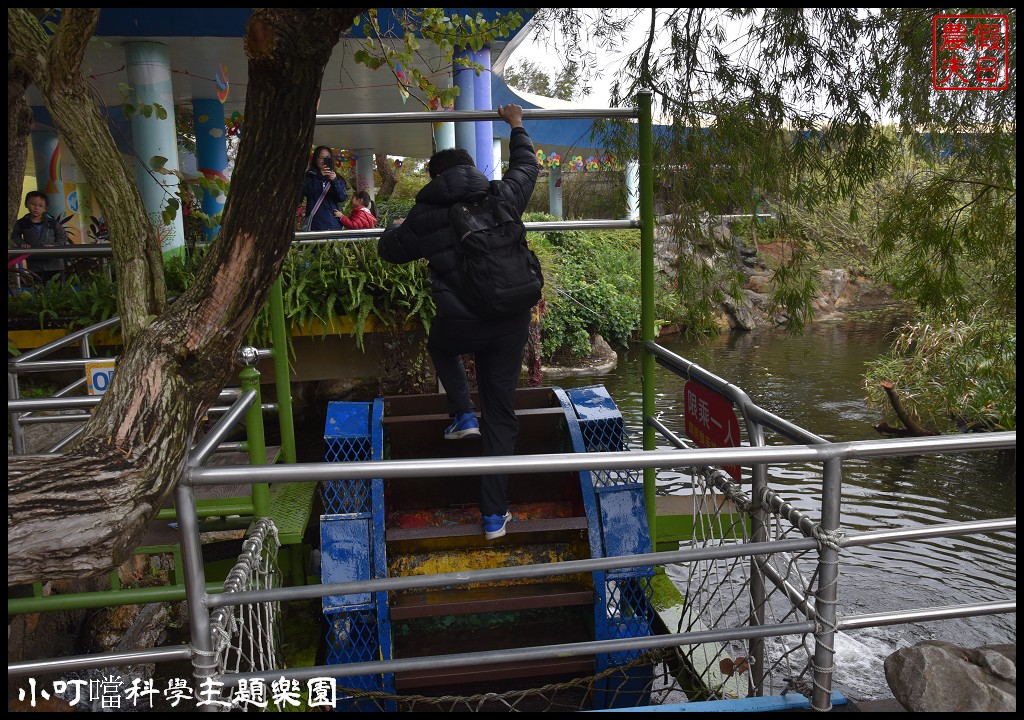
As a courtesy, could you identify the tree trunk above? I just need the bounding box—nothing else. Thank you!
[10,8,165,342]
[8,8,365,586]
[7,50,32,233]
[375,151,398,199]
[878,381,939,436]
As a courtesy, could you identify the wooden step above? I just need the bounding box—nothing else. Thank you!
[383,406,569,459]
[392,606,595,691]
[382,387,558,419]
[389,581,594,620]
[386,515,588,543]
[383,473,585,515]
[395,655,596,691]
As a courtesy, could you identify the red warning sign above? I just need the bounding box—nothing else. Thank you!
[684,380,742,482]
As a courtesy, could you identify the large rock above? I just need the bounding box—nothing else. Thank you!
[542,334,618,379]
[884,640,1016,712]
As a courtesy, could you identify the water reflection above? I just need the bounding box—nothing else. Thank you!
[549,309,1016,699]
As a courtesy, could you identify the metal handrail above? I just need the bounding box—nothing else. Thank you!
[184,431,1017,486]
[9,517,1013,679]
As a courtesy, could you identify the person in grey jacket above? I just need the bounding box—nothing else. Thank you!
[11,191,69,283]
[377,104,539,540]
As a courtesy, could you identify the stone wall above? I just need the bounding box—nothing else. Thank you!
[654,215,896,332]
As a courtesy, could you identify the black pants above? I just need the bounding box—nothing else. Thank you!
[428,310,531,517]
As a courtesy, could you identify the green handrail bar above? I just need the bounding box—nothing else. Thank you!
[639,91,657,548]
[269,276,297,464]
[8,581,228,615]
[239,364,270,517]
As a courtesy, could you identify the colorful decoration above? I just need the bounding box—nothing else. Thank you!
[215,65,229,104]
[394,63,409,105]
[198,167,229,183]
[531,149,622,172]
[226,111,244,137]
[427,95,454,112]
[337,150,358,169]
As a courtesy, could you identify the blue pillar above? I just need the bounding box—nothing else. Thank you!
[193,98,229,241]
[431,78,456,152]
[433,116,455,152]
[355,150,375,198]
[492,138,503,180]
[549,164,563,219]
[625,161,640,221]
[453,48,476,164]
[30,128,66,217]
[125,41,185,254]
[472,46,494,179]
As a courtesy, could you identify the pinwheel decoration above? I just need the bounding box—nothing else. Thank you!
[226,112,244,137]
[215,65,229,104]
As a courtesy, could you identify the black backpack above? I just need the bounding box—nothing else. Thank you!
[447,192,544,319]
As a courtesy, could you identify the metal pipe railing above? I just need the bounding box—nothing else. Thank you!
[183,431,1017,486]
[9,518,1012,680]
[291,218,640,243]
[314,107,639,125]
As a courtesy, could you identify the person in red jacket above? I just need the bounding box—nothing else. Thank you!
[334,190,378,230]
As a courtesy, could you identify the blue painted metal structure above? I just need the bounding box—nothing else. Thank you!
[556,385,656,709]
[322,385,655,711]
[321,398,393,711]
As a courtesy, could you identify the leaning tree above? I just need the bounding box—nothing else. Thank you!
[8,8,365,586]
[7,7,526,586]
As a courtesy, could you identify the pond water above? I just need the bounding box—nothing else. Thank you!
[548,308,1016,701]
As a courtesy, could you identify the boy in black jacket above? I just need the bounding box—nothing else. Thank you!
[378,104,539,540]
[11,191,69,283]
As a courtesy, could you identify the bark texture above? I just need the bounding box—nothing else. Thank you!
[7,47,33,233]
[879,380,939,436]
[8,8,365,586]
[375,152,398,199]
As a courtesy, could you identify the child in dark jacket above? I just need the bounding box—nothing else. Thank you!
[10,190,69,283]
[335,191,378,230]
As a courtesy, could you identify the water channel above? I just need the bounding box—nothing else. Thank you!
[548,307,1016,701]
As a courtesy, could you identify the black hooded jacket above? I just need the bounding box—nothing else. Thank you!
[377,126,539,320]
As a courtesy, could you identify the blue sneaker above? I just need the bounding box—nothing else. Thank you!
[444,412,480,440]
[483,511,512,540]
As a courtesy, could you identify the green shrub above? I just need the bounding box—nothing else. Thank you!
[8,272,119,330]
[246,240,432,350]
[526,217,642,361]
[864,307,1016,432]
[374,198,416,227]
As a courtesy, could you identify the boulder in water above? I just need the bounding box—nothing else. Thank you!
[884,640,1016,712]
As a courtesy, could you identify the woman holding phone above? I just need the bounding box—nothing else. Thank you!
[302,145,348,232]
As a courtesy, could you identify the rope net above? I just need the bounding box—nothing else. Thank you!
[660,463,822,701]
[207,518,284,710]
